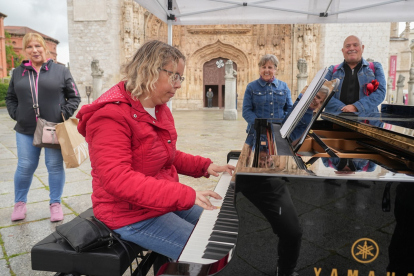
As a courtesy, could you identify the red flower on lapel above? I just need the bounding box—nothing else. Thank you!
[364,79,379,96]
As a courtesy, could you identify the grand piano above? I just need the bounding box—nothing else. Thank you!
[157,69,414,276]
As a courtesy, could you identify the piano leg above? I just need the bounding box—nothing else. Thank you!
[240,176,302,276]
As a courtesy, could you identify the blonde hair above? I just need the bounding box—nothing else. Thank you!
[258,54,279,68]
[122,40,186,99]
[22,33,49,54]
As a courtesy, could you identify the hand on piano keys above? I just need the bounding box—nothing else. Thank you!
[195,190,222,210]
[179,159,238,265]
[207,163,235,177]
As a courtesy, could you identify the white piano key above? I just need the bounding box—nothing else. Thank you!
[179,159,238,264]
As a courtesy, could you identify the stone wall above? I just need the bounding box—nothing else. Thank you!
[67,0,122,98]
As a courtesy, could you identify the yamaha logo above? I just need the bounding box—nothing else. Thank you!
[351,238,379,264]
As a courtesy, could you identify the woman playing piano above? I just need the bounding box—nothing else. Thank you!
[76,40,234,261]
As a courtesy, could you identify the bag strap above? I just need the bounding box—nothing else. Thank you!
[94,217,140,276]
[368,62,375,74]
[332,64,340,74]
[28,71,40,118]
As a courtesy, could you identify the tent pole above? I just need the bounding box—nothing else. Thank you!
[167,19,173,111]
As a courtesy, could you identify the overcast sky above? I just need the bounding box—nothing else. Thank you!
[0,0,70,65]
[0,0,412,67]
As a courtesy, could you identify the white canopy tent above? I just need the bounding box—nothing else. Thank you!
[134,0,414,110]
[135,0,414,26]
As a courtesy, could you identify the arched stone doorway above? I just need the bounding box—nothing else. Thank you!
[203,58,237,108]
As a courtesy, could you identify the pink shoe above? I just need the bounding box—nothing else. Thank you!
[11,202,27,221]
[50,203,64,222]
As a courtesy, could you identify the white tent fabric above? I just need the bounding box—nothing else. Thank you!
[135,0,414,25]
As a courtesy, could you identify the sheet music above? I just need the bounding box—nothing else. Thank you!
[279,68,328,138]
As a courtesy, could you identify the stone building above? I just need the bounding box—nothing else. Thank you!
[388,22,413,103]
[4,26,59,63]
[0,12,7,78]
[67,0,391,110]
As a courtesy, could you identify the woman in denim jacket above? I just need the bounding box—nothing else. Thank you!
[242,54,293,145]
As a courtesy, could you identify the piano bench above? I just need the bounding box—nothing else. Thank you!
[31,208,157,276]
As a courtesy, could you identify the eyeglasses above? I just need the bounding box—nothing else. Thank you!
[158,68,185,83]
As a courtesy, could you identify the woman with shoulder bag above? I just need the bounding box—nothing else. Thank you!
[5,33,81,222]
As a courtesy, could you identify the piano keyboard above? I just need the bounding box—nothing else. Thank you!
[178,159,238,264]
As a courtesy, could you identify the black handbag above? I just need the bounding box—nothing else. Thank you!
[56,215,139,275]
[56,215,119,252]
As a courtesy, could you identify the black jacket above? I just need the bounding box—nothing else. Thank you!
[6,59,81,134]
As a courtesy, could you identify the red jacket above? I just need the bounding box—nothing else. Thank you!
[77,82,212,229]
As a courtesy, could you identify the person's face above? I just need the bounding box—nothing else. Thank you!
[309,91,327,110]
[341,36,364,65]
[259,61,277,81]
[25,40,46,66]
[334,166,355,174]
[148,58,185,107]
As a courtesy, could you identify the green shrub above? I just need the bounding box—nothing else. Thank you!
[0,83,9,107]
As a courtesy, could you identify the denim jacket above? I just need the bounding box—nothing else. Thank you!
[242,78,293,133]
[324,58,386,113]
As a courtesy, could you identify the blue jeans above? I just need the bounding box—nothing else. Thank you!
[114,205,203,260]
[14,132,65,204]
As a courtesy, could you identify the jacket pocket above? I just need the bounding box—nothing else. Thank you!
[273,90,287,105]
[252,90,266,104]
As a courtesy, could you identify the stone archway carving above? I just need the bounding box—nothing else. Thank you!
[181,40,249,109]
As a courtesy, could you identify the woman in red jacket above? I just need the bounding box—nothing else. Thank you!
[76,40,234,260]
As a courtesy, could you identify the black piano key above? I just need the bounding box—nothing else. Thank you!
[202,252,227,260]
[204,247,231,255]
[213,224,238,233]
[218,213,238,220]
[220,206,235,212]
[214,220,239,227]
[204,242,234,252]
[209,232,238,244]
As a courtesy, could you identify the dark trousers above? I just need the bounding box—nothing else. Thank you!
[242,177,302,275]
[387,183,414,275]
[208,98,212,108]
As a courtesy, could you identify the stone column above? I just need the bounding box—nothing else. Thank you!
[296,59,308,96]
[91,59,104,101]
[408,65,414,105]
[223,60,237,120]
[387,77,393,103]
[396,74,405,104]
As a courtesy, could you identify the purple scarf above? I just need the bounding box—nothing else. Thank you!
[260,75,275,83]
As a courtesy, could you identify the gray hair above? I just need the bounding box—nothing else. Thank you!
[318,85,329,98]
[258,54,279,68]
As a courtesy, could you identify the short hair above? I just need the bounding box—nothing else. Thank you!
[258,54,279,68]
[318,85,329,98]
[122,40,186,99]
[343,35,363,48]
[22,33,49,54]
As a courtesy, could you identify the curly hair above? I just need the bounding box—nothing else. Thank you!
[121,40,186,99]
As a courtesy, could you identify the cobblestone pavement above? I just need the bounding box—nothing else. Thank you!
[0,107,247,276]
